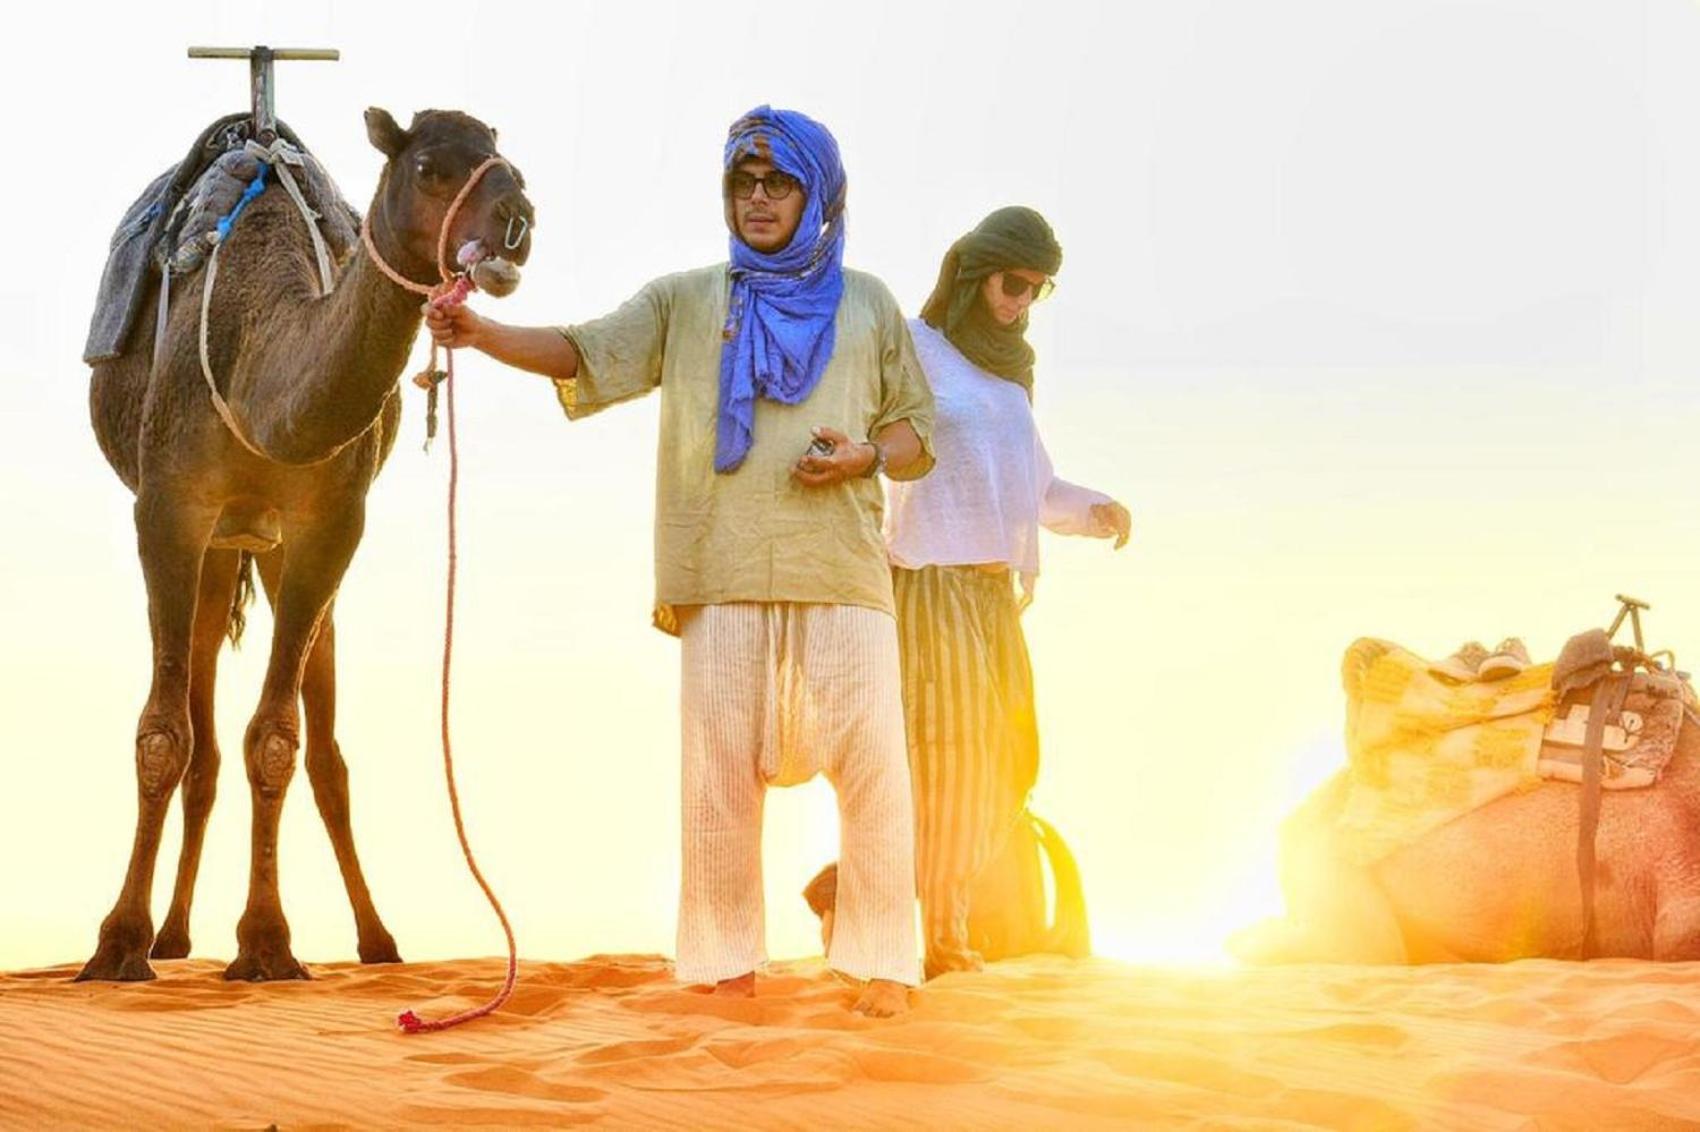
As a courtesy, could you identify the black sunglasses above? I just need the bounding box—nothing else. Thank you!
[725,169,802,201]
[998,271,1056,303]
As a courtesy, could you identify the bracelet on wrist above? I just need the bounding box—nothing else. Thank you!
[859,440,886,479]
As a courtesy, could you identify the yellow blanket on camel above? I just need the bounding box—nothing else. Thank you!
[1333,638,1556,864]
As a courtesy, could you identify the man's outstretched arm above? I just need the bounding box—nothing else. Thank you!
[424,305,580,381]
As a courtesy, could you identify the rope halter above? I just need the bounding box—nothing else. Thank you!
[360,154,515,300]
[357,154,517,447]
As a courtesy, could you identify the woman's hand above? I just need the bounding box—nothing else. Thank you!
[1091,501,1132,549]
[793,426,875,488]
[423,302,486,350]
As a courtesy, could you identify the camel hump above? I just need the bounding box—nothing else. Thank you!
[84,112,357,366]
[1341,637,1397,698]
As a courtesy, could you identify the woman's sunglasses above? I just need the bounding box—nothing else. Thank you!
[725,169,802,201]
[998,271,1056,303]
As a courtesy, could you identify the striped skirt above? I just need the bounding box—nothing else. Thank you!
[893,565,1040,975]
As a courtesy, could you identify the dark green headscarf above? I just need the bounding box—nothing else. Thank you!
[919,206,1063,397]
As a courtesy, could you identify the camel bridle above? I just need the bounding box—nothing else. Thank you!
[359,153,516,299]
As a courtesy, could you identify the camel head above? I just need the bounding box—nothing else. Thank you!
[364,107,534,296]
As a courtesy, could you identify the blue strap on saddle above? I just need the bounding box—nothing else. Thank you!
[215,162,271,243]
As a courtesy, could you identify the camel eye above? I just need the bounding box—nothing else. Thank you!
[414,154,445,181]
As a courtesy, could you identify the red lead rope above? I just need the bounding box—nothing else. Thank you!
[396,277,519,1034]
[357,154,519,1033]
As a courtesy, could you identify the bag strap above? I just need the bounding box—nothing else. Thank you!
[1577,671,1631,958]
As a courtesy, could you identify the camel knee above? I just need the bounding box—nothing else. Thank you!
[244,721,299,797]
[135,723,192,800]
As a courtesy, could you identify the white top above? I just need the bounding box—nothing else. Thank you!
[884,319,1112,595]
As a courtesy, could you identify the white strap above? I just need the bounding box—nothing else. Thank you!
[153,262,170,374]
[198,239,276,461]
[192,138,353,465]
[244,139,335,296]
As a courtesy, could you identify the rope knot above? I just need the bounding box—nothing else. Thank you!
[414,275,478,449]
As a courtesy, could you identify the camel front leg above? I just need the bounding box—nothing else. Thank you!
[225,512,362,982]
[152,548,244,960]
[77,494,219,981]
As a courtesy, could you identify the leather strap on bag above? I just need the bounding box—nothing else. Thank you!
[1577,671,1631,958]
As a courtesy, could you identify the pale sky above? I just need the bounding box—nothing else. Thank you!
[5,0,1700,971]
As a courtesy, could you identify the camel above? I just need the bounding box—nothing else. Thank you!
[1230,725,1700,964]
[79,107,534,982]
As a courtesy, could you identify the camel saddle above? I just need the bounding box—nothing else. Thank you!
[84,112,356,364]
[1547,628,1696,957]
[1541,629,1694,790]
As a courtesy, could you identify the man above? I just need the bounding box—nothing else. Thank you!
[426,106,933,1016]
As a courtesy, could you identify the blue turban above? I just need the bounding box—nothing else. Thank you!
[715,105,848,473]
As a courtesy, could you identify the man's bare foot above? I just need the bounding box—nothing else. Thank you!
[851,978,909,1017]
[712,971,756,998]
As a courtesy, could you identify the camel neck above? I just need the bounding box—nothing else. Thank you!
[236,223,427,465]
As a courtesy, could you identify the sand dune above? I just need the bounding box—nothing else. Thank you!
[4,954,1700,1129]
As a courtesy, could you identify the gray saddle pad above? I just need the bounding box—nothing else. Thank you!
[83,114,357,364]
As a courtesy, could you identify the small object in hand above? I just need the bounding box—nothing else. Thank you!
[806,435,836,458]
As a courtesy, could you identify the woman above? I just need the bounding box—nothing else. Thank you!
[886,206,1131,977]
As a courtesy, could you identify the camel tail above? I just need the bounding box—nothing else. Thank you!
[227,551,256,648]
[1032,813,1091,958]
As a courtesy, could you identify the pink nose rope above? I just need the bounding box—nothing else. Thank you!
[360,156,519,1034]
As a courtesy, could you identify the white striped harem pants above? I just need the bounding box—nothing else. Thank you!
[676,602,920,986]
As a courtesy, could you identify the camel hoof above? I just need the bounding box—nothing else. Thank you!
[75,945,158,983]
[359,932,402,965]
[150,926,191,960]
[224,948,311,983]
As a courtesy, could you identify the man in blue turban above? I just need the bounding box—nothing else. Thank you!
[426,106,934,1016]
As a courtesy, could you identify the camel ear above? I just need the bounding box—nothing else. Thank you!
[365,107,408,158]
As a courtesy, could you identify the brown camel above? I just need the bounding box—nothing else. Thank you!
[1230,726,1700,964]
[80,107,534,982]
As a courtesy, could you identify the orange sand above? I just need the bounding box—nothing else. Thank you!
[4,955,1700,1129]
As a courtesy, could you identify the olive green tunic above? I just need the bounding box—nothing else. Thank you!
[557,264,935,634]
